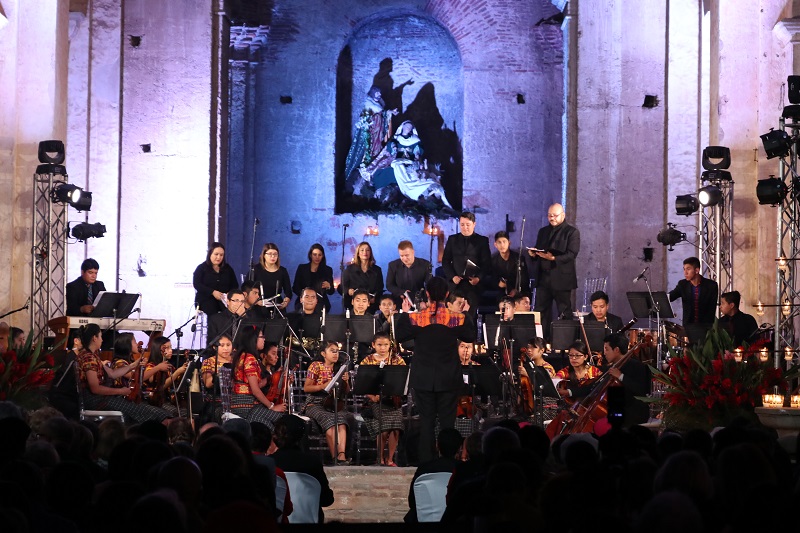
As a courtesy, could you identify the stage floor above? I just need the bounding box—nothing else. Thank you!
[324,465,416,523]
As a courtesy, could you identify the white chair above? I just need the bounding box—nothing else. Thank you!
[284,471,321,524]
[275,475,288,522]
[413,471,451,522]
[73,360,125,424]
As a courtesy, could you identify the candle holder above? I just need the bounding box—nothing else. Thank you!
[791,395,800,408]
[762,394,784,408]
[733,348,743,363]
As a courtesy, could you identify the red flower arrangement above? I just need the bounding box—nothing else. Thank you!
[648,327,799,431]
[0,333,56,408]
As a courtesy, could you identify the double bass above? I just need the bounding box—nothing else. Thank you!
[546,339,650,439]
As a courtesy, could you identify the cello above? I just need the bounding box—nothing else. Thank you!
[546,338,650,439]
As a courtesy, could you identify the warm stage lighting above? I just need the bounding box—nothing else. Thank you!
[697,185,722,207]
[52,183,93,211]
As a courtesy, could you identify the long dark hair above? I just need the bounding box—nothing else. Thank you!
[205,241,227,266]
[232,326,261,375]
[149,336,171,365]
[113,333,136,362]
[78,324,101,349]
[308,243,327,268]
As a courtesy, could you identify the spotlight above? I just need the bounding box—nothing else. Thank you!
[675,194,699,216]
[51,183,93,211]
[71,222,106,241]
[760,129,793,159]
[701,170,732,182]
[698,185,722,207]
[657,223,686,251]
[37,140,65,164]
[756,176,787,206]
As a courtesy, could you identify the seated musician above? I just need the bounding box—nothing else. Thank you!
[555,340,601,401]
[360,332,406,466]
[518,337,560,419]
[586,290,624,334]
[350,289,371,316]
[446,290,469,314]
[241,280,269,322]
[143,336,188,416]
[456,341,481,437]
[201,332,234,409]
[258,342,280,396]
[375,293,397,333]
[498,297,515,321]
[288,288,322,351]
[109,333,145,388]
[230,326,286,428]
[718,290,759,347]
[303,340,355,464]
[66,258,106,316]
[513,293,532,312]
[207,289,247,344]
[75,323,170,423]
[601,334,651,427]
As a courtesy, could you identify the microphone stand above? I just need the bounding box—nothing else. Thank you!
[640,271,662,371]
[325,355,351,466]
[247,217,260,281]
[340,224,349,286]
[270,298,314,363]
[0,299,30,320]
[516,215,526,294]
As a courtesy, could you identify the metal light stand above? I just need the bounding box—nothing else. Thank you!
[31,165,69,337]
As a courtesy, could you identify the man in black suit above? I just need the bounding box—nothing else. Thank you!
[394,277,475,463]
[441,211,492,313]
[529,203,580,339]
[718,290,759,347]
[586,290,625,334]
[601,334,651,427]
[206,289,246,344]
[386,240,431,308]
[668,256,718,327]
[65,258,107,316]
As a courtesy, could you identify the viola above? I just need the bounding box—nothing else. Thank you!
[322,372,350,412]
[127,341,149,403]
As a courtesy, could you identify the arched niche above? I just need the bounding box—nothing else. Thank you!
[334,11,464,215]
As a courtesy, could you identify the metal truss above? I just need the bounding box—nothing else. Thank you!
[698,180,734,297]
[774,115,800,366]
[30,165,68,338]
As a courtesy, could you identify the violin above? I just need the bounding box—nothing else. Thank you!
[127,341,149,403]
[322,364,350,412]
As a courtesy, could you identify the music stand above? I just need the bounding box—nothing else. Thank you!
[551,320,578,351]
[464,365,502,396]
[349,316,376,344]
[509,325,539,351]
[483,314,509,351]
[626,291,675,319]
[583,322,607,353]
[263,319,288,344]
[323,316,348,343]
[90,292,139,318]
[353,365,410,397]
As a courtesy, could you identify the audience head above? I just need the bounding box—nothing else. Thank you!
[273,415,306,448]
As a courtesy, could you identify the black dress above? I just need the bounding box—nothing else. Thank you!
[341,264,384,313]
[292,263,335,312]
[193,262,238,315]
[252,265,292,305]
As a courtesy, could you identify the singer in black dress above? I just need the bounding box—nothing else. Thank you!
[292,243,335,312]
[252,243,292,310]
[341,241,384,313]
[193,242,238,315]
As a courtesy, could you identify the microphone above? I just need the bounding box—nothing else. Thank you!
[633,267,649,283]
[191,305,200,332]
[259,282,265,304]
[254,217,260,225]
[379,359,386,368]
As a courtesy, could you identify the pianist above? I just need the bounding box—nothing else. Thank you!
[66,258,107,316]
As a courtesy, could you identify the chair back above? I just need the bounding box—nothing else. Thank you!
[275,475,288,522]
[73,355,125,423]
[583,277,608,311]
[218,365,234,414]
[284,471,321,523]
[413,472,451,522]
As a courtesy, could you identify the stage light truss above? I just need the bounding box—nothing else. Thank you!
[30,167,69,338]
[698,180,733,299]
[774,115,800,366]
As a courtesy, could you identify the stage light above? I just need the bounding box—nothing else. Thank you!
[37,140,65,164]
[657,224,686,251]
[675,195,699,216]
[756,176,787,206]
[701,146,731,170]
[698,185,722,207]
[51,183,93,212]
[760,129,793,159]
[71,222,106,241]
[755,301,765,317]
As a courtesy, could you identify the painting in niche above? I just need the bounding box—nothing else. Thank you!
[336,58,463,218]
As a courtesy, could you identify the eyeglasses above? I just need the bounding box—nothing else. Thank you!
[230,299,245,304]
[547,212,564,219]
[265,252,279,257]
[568,353,584,358]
